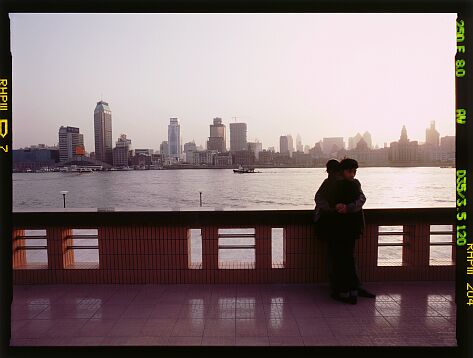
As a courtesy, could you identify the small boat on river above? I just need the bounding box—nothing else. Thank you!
[233,165,258,173]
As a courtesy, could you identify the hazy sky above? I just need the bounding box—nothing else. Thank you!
[10,13,456,151]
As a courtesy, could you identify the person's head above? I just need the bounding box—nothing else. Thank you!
[339,158,358,181]
[325,159,340,177]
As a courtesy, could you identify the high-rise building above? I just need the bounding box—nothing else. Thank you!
[58,126,85,162]
[168,118,181,163]
[440,135,455,151]
[279,134,294,156]
[426,121,440,147]
[160,140,169,162]
[322,137,344,155]
[247,141,263,160]
[184,141,197,163]
[207,117,226,152]
[229,122,247,152]
[362,131,373,149]
[279,135,289,155]
[348,133,362,150]
[389,125,419,162]
[94,100,113,164]
[348,132,372,150]
[296,134,303,152]
[112,134,132,167]
[287,135,294,157]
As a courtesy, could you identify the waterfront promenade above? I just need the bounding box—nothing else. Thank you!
[11,281,455,346]
[11,207,456,347]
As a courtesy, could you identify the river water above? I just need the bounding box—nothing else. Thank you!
[13,167,454,210]
[13,167,455,266]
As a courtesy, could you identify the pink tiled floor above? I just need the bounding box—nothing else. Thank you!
[10,281,456,347]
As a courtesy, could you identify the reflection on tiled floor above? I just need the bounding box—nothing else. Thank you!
[10,281,456,347]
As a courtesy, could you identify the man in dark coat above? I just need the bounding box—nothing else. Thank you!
[314,158,375,304]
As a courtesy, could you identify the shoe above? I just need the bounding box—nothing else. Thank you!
[331,292,357,305]
[348,295,358,305]
[358,288,376,298]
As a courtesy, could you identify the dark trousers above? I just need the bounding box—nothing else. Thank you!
[326,233,361,294]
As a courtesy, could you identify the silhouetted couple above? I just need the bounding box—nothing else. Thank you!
[314,158,375,304]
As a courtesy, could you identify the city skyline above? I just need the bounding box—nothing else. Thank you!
[15,115,454,154]
[11,13,456,150]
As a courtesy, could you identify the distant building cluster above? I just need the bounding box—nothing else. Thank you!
[12,100,455,172]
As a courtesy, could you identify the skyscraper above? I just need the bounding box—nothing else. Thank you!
[229,122,247,152]
[247,140,263,160]
[58,126,84,162]
[279,135,289,155]
[168,118,181,163]
[94,100,113,164]
[207,117,226,152]
[425,121,440,147]
[113,134,132,167]
[184,141,197,163]
[296,134,303,152]
[287,134,294,157]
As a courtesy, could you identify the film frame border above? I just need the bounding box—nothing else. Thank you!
[0,1,471,358]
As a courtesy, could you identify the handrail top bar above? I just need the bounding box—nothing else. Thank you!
[12,207,455,228]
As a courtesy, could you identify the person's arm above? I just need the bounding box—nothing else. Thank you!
[346,179,366,213]
[315,179,335,212]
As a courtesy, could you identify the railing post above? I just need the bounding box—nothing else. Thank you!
[47,227,73,270]
[202,226,218,283]
[12,229,26,268]
[354,223,378,282]
[406,223,430,277]
[255,225,271,282]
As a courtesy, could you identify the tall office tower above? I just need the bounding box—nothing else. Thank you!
[94,100,113,164]
[296,134,303,152]
[279,135,289,155]
[229,122,247,152]
[58,126,85,162]
[425,121,440,147]
[168,118,181,163]
[207,117,226,152]
[287,134,294,156]
[113,134,132,167]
